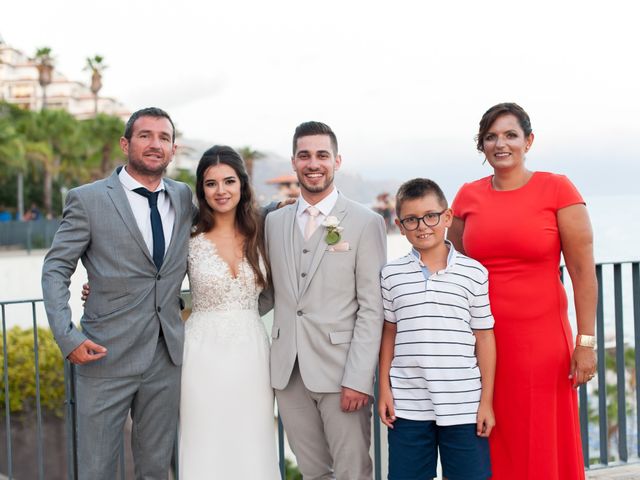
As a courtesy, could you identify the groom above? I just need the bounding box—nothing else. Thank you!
[42,107,194,479]
[264,121,387,479]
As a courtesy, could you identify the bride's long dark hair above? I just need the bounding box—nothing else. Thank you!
[192,145,270,289]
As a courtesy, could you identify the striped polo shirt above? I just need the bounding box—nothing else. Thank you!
[380,241,494,426]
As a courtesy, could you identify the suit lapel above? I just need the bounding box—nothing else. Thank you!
[161,179,181,269]
[299,194,349,299]
[282,202,300,300]
[105,167,155,267]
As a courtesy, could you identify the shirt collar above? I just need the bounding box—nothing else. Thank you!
[296,187,339,218]
[410,240,457,271]
[119,166,165,193]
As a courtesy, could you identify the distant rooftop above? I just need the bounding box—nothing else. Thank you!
[266,174,299,185]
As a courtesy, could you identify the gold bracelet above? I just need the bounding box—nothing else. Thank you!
[576,334,596,348]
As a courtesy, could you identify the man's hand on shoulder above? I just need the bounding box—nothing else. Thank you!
[68,339,107,365]
[340,387,369,412]
[261,198,295,219]
[277,198,296,209]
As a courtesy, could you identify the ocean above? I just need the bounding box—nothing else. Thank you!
[1,193,639,342]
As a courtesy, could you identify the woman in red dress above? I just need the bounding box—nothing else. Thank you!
[448,103,597,479]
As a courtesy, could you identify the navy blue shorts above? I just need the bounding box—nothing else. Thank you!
[387,418,491,480]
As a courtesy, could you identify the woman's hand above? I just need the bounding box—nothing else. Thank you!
[558,204,598,388]
[570,346,597,387]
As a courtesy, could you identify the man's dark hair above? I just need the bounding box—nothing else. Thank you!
[123,107,176,142]
[292,121,338,155]
[395,178,448,218]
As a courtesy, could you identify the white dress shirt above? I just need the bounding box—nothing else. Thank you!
[296,187,339,236]
[119,166,175,257]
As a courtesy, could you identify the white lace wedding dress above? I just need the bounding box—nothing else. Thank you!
[179,234,280,479]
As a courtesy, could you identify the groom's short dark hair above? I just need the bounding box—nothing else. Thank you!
[124,107,176,142]
[292,121,338,155]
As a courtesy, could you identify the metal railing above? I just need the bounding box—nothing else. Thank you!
[0,219,61,252]
[1,298,49,480]
[1,261,640,478]
[570,262,640,468]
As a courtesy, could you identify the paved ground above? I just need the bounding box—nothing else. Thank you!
[587,463,640,479]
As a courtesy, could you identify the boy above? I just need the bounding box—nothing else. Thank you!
[378,178,496,480]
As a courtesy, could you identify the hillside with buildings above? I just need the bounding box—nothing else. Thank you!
[1,34,398,210]
[0,35,128,120]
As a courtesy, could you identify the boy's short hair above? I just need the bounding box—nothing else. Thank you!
[395,178,448,218]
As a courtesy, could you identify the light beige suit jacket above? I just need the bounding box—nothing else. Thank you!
[263,193,386,395]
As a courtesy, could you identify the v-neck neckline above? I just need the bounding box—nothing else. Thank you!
[199,234,245,280]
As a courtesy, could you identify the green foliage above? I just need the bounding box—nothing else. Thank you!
[284,458,302,480]
[81,113,125,177]
[84,55,107,73]
[0,101,128,217]
[0,104,26,172]
[589,347,636,420]
[237,146,265,181]
[587,345,636,461]
[170,168,196,191]
[0,326,66,418]
[35,47,53,60]
[0,103,29,213]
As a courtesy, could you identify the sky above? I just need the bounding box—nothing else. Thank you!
[2,0,639,198]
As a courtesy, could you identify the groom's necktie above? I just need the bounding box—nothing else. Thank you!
[133,187,165,270]
[304,205,320,241]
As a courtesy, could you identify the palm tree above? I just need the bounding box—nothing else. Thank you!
[81,113,125,178]
[34,47,54,110]
[84,55,107,115]
[237,146,265,182]
[0,103,28,217]
[0,113,24,168]
[20,109,83,217]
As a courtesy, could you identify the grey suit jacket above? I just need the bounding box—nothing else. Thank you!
[263,194,386,395]
[42,167,194,378]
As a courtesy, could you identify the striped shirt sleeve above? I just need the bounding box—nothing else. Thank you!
[380,269,397,323]
[469,268,494,330]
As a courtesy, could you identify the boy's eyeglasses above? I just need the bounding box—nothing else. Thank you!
[399,211,446,231]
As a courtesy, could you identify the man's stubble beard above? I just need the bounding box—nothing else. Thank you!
[298,170,335,196]
[127,153,169,178]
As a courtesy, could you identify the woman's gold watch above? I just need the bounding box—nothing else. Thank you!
[576,334,596,348]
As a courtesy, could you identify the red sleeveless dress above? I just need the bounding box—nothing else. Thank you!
[452,172,586,480]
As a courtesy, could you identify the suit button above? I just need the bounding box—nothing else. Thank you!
[302,249,309,254]
[156,274,162,280]
[301,273,306,278]
[157,306,162,313]
[297,310,303,316]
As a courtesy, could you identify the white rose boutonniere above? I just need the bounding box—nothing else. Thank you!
[322,216,344,245]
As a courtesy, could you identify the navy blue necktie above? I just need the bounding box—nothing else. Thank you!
[133,187,165,270]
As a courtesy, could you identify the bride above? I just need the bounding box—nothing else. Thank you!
[179,145,280,479]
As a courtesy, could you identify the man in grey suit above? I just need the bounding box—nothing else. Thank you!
[263,121,387,479]
[42,107,193,479]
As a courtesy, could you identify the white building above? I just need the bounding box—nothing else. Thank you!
[0,35,129,120]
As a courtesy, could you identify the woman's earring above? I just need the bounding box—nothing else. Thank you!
[482,157,487,165]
